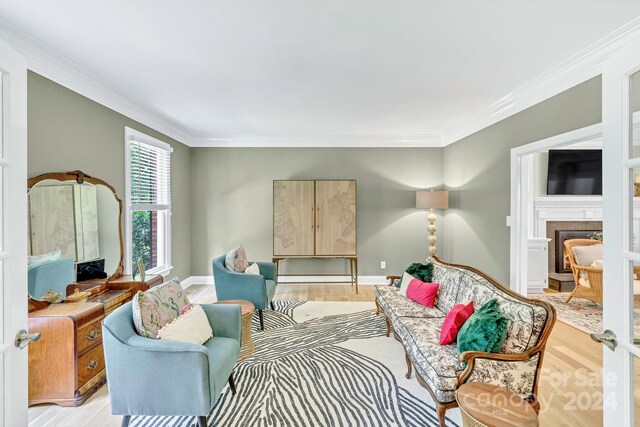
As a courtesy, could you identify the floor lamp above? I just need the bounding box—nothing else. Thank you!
[416,190,449,256]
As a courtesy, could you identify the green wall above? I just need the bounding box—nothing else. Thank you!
[27,70,606,284]
[27,72,192,280]
[441,76,602,285]
[189,147,443,276]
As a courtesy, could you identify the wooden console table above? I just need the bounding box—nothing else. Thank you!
[272,256,358,294]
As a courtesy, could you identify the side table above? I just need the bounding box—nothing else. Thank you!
[213,299,255,360]
[455,382,539,427]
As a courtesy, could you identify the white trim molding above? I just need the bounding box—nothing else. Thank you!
[4,15,640,148]
[0,18,192,145]
[189,134,442,148]
[443,16,640,146]
[181,275,386,287]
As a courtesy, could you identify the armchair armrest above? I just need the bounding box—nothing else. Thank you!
[458,350,543,399]
[200,304,241,342]
[386,275,401,286]
[255,261,276,281]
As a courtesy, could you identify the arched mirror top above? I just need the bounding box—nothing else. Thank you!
[27,170,124,301]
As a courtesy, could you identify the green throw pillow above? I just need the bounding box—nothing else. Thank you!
[394,262,434,288]
[457,299,508,354]
[405,262,434,282]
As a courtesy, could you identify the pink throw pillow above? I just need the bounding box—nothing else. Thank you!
[406,279,439,308]
[439,301,475,345]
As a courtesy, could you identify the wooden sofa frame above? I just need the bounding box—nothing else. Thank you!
[375,256,557,427]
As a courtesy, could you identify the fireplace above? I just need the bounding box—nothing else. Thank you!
[545,221,602,275]
[554,230,600,273]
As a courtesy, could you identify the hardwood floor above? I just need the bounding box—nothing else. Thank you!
[28,283,612,427]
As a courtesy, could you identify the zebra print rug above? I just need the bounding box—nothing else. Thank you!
[130,301,461,427]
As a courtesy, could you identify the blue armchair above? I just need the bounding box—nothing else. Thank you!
[28,258,74,300]
[102,302,241,427]
[212,255,277,330]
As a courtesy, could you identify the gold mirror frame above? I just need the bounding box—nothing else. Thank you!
[27,170,125,281]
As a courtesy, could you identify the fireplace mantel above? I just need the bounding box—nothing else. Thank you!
[533,197,604,237]
[533,196,640,247]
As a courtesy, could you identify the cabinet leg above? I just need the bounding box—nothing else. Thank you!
[121,415,131,427]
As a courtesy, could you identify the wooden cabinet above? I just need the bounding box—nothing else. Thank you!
[27,275,161,406]
[273,180,356,256]
[28,302,106,406]
[273,180,315,256]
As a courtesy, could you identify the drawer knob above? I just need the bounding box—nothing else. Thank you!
[86,358,98,370]
[85,329,99,341]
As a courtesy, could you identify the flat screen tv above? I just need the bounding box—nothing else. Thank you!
[547,149,602,195]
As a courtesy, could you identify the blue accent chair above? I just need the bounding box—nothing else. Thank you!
[28,258,74,300]
[212,255,277,330]
[102,302,241,427]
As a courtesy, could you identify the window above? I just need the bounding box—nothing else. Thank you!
[125,127,173,277]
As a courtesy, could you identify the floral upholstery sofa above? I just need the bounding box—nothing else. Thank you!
[374,257,556,427]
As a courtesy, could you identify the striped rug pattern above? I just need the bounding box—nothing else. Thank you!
[130,301,459,427]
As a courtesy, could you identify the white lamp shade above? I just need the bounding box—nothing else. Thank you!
[416,190,449,209]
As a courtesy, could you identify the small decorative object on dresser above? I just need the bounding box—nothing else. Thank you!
[26,171,163,407]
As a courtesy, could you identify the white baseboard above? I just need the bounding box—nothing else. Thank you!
[181,275,386,288]
[527,286,545,295]
[182,276,214,288]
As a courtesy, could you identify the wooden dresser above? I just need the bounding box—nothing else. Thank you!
[28,275,162,406]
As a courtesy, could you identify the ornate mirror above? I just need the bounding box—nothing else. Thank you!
[27,170,124,301]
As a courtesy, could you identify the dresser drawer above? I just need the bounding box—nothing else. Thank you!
[77,344,105,387]
[76,319,103,354]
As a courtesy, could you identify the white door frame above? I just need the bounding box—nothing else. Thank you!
[601,31,640,426]
[0,37,28,426]
[509,123,603,295]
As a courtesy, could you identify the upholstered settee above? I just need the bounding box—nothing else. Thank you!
[375,257,556,427]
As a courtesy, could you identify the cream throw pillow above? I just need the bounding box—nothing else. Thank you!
[398,272,415,298]
[572,244,603,267]
[572,244,603,286]
[157,305,213,345]
[245,263,260,275]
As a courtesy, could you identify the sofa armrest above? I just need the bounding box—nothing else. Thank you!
[458,350,543,399]
[386,275,401,286]
[255,261,276,281]
[201,304,242,342]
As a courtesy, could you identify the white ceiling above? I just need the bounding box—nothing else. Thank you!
[1,1,640,147]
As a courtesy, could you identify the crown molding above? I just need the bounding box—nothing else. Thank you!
[442,16,640,147]
[189,133,443,148]
[2,15,640,149]
[0,18,192,145]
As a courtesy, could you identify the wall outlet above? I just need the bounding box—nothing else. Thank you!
[380,261,386,269]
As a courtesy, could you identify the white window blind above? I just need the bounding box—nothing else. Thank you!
[129,139,171,210]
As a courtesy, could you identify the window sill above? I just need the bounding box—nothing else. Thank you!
[146,265,174,278]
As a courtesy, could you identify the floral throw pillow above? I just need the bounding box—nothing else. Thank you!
[225,245,249,272]
[132,278,192,338]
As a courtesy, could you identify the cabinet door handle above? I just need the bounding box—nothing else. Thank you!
[85,329,99,341]
[317,207,320,229]
[86,358,98,370]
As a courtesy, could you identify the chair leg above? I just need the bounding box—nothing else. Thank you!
[436,404,447,427]
[196,416,207,427]
[228,373,237,395]
[259,309,264,330]
[564,289,576,303]
[270,301,275,310]
[121,415,131,427]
